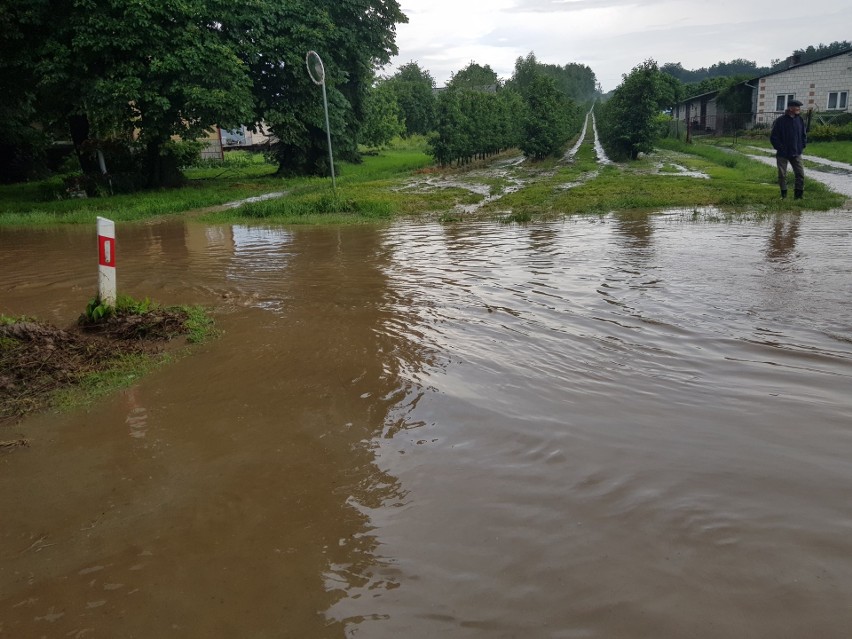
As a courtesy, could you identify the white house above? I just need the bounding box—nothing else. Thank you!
[752,48,852,125]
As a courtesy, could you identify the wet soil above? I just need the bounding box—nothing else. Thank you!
[0,309,194,429]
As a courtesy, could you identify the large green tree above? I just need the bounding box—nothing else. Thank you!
[0,0,47,182]
[360,81,405,148]
[598,59,666,160]
[428,87,524,166]
[384,62,436,136]
[248,0,407,176]
[447,62,500,90]
[1,0,407,186]
[3,0,258,187]
[506,52,598,105]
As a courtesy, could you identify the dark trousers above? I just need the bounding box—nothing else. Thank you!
[776,155,804,191]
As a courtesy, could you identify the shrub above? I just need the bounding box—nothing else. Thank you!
[807,122,852,142]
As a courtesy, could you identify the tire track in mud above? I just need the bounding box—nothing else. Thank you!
[394,110,615,215]
[556,111,610,192]
[395,110,721,216]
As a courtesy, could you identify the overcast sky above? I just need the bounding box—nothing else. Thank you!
[385,0,850,91]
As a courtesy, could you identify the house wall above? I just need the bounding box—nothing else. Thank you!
[756,51,852,124]
[199,128,223,161]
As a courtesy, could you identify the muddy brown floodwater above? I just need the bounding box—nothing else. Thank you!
[1,210,851,638]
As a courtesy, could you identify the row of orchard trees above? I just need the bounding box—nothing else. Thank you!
[362,53,597,165]
[430,85,525,166]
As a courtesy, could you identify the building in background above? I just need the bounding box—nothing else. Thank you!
[752,48,851,125]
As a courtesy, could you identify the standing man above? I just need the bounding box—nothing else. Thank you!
[770,99,807,199]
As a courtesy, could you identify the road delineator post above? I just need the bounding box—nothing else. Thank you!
[97,216,117,307]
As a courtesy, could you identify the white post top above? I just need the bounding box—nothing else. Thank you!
[97,216,115,235]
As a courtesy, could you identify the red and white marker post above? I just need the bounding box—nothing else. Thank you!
[97,216,117,306]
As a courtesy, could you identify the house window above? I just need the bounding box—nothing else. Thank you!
[827,91,848,110]
[775,94,795,111]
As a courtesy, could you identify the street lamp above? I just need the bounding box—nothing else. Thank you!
[305,50,336,192]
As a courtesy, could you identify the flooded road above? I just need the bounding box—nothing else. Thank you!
[2,211,852,637]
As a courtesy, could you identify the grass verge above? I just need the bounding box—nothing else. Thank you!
[2,134,848,228]
[0,142,434,227]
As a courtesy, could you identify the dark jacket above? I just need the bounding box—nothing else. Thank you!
[770,112,807,158]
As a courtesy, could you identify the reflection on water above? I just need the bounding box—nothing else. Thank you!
[613,210,655,250]
[1,211,851,638]
[766,212,801,261]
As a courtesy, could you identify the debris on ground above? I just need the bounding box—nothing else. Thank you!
[0,308,194,429]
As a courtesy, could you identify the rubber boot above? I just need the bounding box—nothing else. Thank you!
[794,189,803,200]
[780,189,787,199]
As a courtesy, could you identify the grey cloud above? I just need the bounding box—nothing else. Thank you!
[506,0,669,12]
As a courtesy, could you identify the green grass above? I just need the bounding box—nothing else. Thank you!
[201,148,445,224]
[62,304,216,411]
[0,175,285,225]
[0,146,435,226]
[801,141,852,164]
[180,305,217,343]
[480,136,844,219]
[52,352,164,413]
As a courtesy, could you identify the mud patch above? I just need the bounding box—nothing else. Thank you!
[0,309,197,429]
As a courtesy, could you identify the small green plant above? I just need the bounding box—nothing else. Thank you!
[84,296,114,322]
[84,294,158,323]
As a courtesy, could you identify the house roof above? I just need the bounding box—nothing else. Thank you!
[681,89,720,102]
[750,47,852,81]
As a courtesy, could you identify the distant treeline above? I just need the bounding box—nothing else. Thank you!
[659,41,851,103]
[662,41,851,85]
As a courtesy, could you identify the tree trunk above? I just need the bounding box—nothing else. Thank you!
[68,114,100,194]
[144,139,183,189]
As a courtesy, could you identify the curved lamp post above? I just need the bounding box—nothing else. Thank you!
[306,50,336,192]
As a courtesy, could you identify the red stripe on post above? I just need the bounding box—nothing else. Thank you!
[98,235,116,267]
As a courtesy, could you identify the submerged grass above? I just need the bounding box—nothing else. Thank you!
[53,352,163,413]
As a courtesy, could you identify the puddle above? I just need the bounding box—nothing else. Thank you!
[652,161,710,179]
[396,155,530,214]
[591,112,613,165]
[184,191,287,217]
